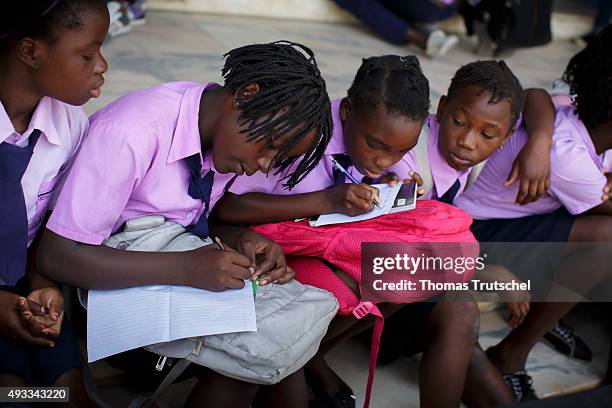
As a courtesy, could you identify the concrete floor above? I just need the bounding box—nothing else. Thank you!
[85,10,610,407]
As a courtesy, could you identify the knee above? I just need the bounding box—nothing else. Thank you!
[591,218,612,242]
[431,301,480,341]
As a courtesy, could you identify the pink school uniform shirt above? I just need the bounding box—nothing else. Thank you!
[455,105,611,220]
[47,82,236,245]
[0,97,88,249]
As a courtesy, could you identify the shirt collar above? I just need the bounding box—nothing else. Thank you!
[166,82,221,168]
[0,97,62,145]
[324,98,347,155]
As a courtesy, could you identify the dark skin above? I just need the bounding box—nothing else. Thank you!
[38,79,318,408]
[0,5,108,405]
[215,97,425,224]
[486,118,612,375]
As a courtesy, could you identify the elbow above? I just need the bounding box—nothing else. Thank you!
[37,230,68,282]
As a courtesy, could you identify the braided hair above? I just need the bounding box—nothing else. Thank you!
[222,41,332,189]
[1,0,106,51]
[347,55,430,121]
[447,60,524,127]
[563,24,612,131]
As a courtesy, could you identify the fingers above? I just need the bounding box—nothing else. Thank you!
[383,173,400,186]
[8,318,55,347]
[47,296,64,322]
[505,161,520,186]
[227,251,252,269]
[252,248,284,280]
[224,278,247,290]
[408,171,425,195]
[515,178,530,205]
[238,240,257,272]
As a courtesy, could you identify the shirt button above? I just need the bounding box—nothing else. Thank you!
[186,211,193,218]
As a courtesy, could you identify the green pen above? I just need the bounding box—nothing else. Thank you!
[252,277,259,297]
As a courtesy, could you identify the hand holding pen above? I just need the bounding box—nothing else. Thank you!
[330,157,382,208]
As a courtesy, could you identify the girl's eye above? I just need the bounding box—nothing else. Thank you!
[452,118,464,127]
[82,55,93,61]
[482,132,495,140]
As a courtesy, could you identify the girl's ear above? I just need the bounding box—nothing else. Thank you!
[17,37,40,70]
[436,95,447,123]
[339,97,351,122]
[235,83,260,107]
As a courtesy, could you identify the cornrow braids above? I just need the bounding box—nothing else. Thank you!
[221,40,332,189]
[447,60,524,127]
[1,0,106,51]
[563,24,612,131]
[347,55,430,121]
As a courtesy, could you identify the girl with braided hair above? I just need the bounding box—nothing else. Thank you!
[38,40,333,407]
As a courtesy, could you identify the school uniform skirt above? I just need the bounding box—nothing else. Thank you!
[470,207,575,297]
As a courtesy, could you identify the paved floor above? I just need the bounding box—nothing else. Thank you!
[85,10,609,407]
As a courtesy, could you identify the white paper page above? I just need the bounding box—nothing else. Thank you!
[313,183,402,227]
[169,284,256,340]
[87,283,256,362]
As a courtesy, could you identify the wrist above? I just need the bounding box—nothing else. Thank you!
[320,189,338,214]
[528,131,553,147]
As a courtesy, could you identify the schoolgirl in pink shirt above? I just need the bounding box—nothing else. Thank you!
[453,27,612,401]
[39,41,333,408]
[0,0,108,404]
[216,56,518,408]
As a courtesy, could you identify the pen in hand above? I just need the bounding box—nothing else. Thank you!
[330,157,382,208]
[214,237,259,295]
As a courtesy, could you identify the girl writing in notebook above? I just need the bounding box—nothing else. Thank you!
[0,0,108,404]
[38,41,333,408]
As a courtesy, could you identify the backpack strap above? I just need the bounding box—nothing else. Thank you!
[352,302,384,408]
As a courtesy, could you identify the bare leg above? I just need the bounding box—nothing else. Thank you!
[488,215,612,373]
[0,372,26,386]
[419,301,480,408]
[462,345,514,408]
[53,368,91,408]
[253,369,308,408]
[185,368,259,408]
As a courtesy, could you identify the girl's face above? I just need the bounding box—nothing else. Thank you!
[437,85,515,171]
[212,101,318,175]
[30,6,109,106]
[341,98,422,179]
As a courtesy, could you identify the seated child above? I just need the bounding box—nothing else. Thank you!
[215,55,515,408]
[0,0,109,405]
[454,26,612,401]
[38,41,333,408]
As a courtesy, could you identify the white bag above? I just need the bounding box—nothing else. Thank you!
[102,215,338,385]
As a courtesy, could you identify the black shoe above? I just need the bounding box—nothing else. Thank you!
[503,372,539,402]
[310,384,356,408]
[543,320,593,362]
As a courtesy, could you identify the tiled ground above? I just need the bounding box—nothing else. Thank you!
[85,10,610,407]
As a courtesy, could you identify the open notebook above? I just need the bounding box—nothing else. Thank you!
[86,283,256,362]
[309,182,417,227]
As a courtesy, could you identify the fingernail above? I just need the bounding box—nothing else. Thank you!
[49,343,55,348]
[260,280,268,285]
[409,171,414,176]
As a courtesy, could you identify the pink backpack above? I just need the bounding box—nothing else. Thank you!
[252,200,478,408]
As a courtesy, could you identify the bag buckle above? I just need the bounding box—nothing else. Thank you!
[352,301,375,319]
[155,355,167,371]
[192,338,203,356]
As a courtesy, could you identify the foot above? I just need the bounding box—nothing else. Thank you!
[503,372,539,402]
[543,320,593,362]
[485,344,528,374]
[305,357,356,408]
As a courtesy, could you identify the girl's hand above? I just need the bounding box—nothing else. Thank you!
[19,287,64,339]
[602,172,612,202]
[326,183,380,216]
[406,171,425,196]
[236,231,294,285]
[507,301,530,328]
[366,171,425,196]
[185,245,252,291]
[0,289,55,347]
[506,137,551,205]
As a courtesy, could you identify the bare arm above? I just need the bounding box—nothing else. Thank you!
[215,183,382,225]
[585,201,612,217]
[37,229,251,291]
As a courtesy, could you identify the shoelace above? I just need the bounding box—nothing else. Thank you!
[520,374,537,395]
[503,374,524,401]
[552,321,576,345]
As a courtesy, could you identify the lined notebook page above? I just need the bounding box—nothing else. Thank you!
[87,283,256,362]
